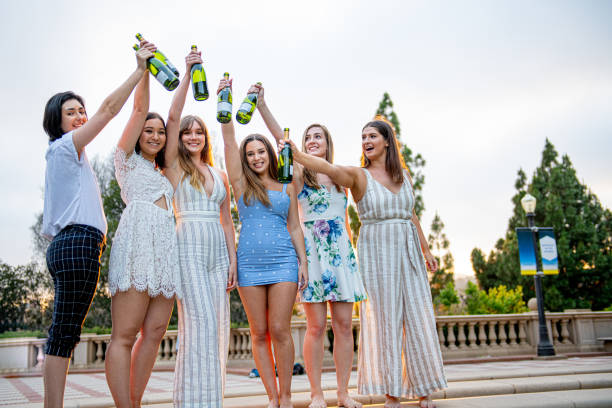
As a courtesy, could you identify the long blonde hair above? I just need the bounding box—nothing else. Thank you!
[177,115,214,190]
[239,134,278,207]
[301,123,340,192]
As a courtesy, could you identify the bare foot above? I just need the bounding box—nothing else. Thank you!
[384,394,401,408]
[418,395,436,408]
[337,394,362,408]
[308,394,327,408]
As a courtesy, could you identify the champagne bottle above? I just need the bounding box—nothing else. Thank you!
[216,72,232,123]
[236,82,262,125]
[135,33,179,76]
[133,44,179,91]
[190,45,209,101]
[277,128,293,183]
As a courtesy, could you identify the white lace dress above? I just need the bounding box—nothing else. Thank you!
[108,148,180,299]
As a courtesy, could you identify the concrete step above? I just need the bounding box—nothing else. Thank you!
[137,372,612,408]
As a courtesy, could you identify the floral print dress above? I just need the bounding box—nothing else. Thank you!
[298,184,367,303]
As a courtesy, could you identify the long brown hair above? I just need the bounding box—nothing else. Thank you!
[177,115,214,191]
[239,134,278,207]
[136,112,166,169]
[360,119,407,183]
[301,123,340,192]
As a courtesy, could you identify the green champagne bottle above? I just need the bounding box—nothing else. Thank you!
[216,72,232,123]
[133,44,179,91]
[277,128,293,183]
[190,45,209,101]
[236,82,262,125]
[135,33,179,76]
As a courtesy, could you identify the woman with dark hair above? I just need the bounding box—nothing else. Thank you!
[219,76,307,408]
[253,83,366,408]
[105,39,180,408]
[41,45,153,408]
[162,49,237,408]
[280,119,446,408]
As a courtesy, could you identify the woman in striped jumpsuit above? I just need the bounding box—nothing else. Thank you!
[282,119,446,408]
[163,50,237,407]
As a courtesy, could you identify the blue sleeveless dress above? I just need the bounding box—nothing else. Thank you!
[236,184,298,286]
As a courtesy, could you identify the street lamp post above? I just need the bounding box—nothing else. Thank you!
[521,193,556,357]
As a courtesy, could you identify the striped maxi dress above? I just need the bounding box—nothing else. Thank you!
[173,167,230,408]
[356,168,447,398]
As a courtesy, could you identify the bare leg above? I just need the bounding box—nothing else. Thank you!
[302,302,327,408]
[239,286,279,407]
[130,295,174,407]
[105,289,150,408]
[43,355,70,408]
[268,282,298,408]
[329,302,361,408]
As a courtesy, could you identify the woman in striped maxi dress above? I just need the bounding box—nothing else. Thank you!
[163,50,237,408]
[281,119,446,408]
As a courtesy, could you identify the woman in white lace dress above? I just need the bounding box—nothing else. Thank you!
[105,39,180,408]
[163,49,237,408]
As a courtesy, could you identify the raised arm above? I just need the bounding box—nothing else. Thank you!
[218,77,244,196]
[280,139,367,200]
[117,67,149,153]
[72,44,154,155]
[255,84,284,143]
[165,49,200,173]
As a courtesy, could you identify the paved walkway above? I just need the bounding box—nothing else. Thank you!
[2,356,612,407]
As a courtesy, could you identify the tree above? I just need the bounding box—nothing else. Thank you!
[375,92,426,217]
[427,212,454,299]
[347,204,360,246]
[471,139,612,311]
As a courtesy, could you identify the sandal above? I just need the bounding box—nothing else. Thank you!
[307,397,327,408]
[384,395,401,408]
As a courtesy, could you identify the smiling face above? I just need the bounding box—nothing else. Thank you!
[60,98,87,134]
[181,120,206,156]
[361,126,388,162]
[303,126,328,158]
[138,118,166,160]
[244,139,269,175]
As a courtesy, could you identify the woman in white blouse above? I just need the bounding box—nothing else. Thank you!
[105,39,181,408]
[41,46,153,408]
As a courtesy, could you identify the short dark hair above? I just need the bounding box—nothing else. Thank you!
[43,91,86,142]
[135,112,166,169]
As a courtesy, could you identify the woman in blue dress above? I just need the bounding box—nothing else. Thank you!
[218,77,307,408]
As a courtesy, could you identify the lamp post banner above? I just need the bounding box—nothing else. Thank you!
[538,227,559,275]
[516,227,537,275]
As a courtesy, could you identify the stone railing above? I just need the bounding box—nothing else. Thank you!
[2,310,610,373]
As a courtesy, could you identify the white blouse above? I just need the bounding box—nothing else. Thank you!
[42,131,107,240]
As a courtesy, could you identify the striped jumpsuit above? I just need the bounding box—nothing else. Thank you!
[357,168,447,398]
[173,168,230,408]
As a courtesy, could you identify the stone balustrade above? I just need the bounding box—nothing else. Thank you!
[1,310,611,373]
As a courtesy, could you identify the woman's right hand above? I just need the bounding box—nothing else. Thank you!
[217,76,232,94]
[135,41,156,71]
[185,48,201,72]
[248,83,264,105]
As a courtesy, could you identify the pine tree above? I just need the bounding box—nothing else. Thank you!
[471,139,612,311]
[427,212,455,299]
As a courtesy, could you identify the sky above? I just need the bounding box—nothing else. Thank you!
[1,0,611,278]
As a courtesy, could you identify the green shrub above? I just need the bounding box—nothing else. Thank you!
[465,281,529,315]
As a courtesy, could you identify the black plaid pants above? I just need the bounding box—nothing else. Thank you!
[45,224,105,357]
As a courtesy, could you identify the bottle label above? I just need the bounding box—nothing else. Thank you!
[239,101,254,113]
[192,68,206,83]
[156,70,169,85]
[217,101,232,112]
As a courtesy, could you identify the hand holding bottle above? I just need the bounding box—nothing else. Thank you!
[217,76,233,94]
[134,42,156,72]
[185,48,201,73]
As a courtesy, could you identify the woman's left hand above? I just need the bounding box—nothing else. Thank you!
[227,260,237,292]
[424,251,438,272]
[298,262,308,292]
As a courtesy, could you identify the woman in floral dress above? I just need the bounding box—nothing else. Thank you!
[255,83,366,408]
